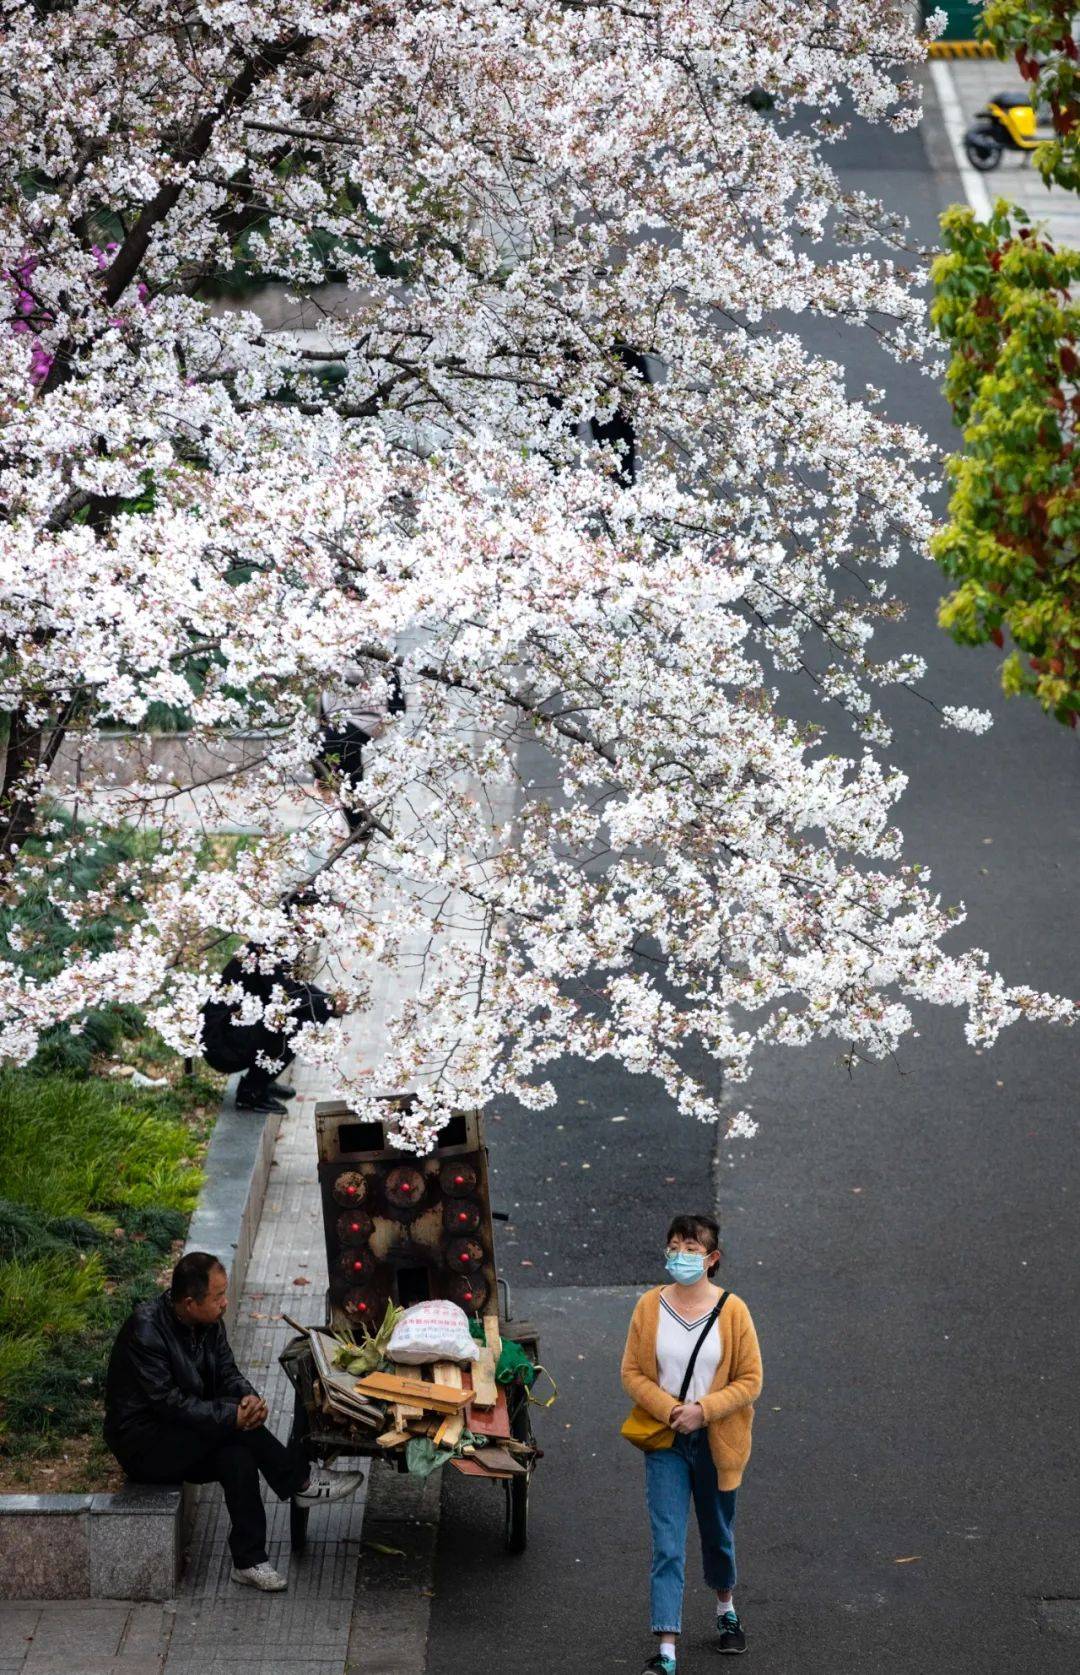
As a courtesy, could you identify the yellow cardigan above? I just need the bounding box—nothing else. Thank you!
[620,1285,763,1490]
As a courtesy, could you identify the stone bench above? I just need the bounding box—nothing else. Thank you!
[0,1482,197,1600]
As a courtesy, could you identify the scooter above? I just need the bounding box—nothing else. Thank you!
[963,93,1039,171]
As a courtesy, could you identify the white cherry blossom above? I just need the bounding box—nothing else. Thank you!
[0,0,1071,1148]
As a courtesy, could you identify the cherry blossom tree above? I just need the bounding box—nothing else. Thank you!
[0,0,1071,1148]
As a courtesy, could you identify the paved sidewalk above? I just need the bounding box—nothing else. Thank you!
[161,1063,371,1675]
[0,1601,173,1675]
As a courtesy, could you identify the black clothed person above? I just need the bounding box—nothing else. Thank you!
[315,664,405,834]
[200,952,335,1109]
[587,345,651,486]
[104,1290,306,1570]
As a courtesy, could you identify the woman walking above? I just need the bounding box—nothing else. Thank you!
[621,1213,763,1671]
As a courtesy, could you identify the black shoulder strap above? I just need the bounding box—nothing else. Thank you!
[677,1290,729,1404]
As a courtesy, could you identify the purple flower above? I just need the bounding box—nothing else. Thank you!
[29,342,54,385]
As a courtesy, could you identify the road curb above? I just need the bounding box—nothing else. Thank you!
[183,1075,279,1337]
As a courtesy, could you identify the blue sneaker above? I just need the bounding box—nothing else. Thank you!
[641,1657,676,1675]
[717,1608,747,1653]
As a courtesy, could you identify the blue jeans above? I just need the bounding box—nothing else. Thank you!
[644,1431,738,1634]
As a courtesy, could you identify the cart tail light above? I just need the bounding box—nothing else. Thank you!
[331,1170,368,1207]
[385,1164,426,1211]
[446,1272,488,1312]
[336,1210,374,1246]
[444,1199,481,1235]
[338,1247,375,1281]
[343,1288,379,1321]
[440,1160,478,1197]
[445,1235,484,1273]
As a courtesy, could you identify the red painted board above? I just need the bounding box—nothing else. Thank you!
[466,1388,511,1438]
[450,1456,513,1480]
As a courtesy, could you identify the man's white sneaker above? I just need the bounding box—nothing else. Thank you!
[293,1469,364,1506]
[231,1561,288,1591]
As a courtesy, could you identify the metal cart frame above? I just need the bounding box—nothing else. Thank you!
[282,1302,540,1555]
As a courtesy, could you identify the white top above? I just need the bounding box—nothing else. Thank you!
[655,1291,723,1404]
[320,661,386,731]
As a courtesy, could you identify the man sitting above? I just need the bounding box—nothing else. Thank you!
[104,1251,360,1592]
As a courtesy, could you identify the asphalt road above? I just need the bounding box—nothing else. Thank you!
[426,78,1080,1675]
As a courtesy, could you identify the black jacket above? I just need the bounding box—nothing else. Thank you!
[103,1291,255,1459]
[200,954,334,1074]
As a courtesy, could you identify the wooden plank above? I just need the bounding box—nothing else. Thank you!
[434,1410,465,1448]
[392,1402,424,1429]
[433,1362,466,1449]
[466,1445,528,1477]
[355,1372,470,1411]
[483,1314,502,1360]
[357,1371,470,1408]
[450,1457,513,1480]
[376,1428,411,1449]
[467,1388,510,1439]
[470,1346,498,1409]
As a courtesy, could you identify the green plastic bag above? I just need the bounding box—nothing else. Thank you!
[405,1436,453,1477]
[468,1318,536,1386]
[495,1337,538,1387]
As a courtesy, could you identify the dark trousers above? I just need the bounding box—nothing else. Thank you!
[117,1424,308,1569]
[316,721,370,833]
[237,1051,295,1103]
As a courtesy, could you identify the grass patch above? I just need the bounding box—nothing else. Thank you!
[0,811,248,1482]
[0,1072,211,1473]
[0,1073,202,1222]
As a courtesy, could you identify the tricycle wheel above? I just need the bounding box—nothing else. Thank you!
[503,1471,528,1554]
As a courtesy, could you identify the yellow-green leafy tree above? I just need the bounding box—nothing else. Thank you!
[932,1,1080,726]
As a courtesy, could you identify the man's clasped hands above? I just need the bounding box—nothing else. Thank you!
[236,1393,269,1430]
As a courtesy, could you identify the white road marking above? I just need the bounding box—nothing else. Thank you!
[929,59,995,220]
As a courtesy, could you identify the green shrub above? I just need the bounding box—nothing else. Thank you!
[0,1073,201,1222]
[0,1071,203,1453]
[0,1253,105,1343]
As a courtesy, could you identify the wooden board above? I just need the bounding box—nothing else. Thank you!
[470,1346,498,1409]
[433,1362,466,1449]
[308,1333,385,1424]
[355,1372,470,1412]
[450,1456,514,1480]
[466,1387,511,1439]
[392,1402,424,1429]
[483,1314,502,1360]
[463,1445,528,1477]
[376,1428,411,1449]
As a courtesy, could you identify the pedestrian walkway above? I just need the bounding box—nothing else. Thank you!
[161,1062,369,1675]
